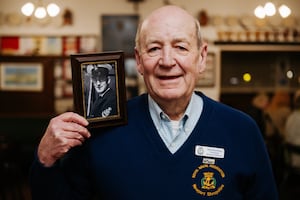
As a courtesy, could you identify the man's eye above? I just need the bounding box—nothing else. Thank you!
[147,47,161,56]
[148,47,160,52]
[177,46,187,51]
[174,45,189,55]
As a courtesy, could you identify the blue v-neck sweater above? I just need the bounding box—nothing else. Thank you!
[30,92,278,200]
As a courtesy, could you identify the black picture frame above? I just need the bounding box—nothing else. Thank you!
[71,51,127,129]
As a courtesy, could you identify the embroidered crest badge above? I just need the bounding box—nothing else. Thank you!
[192,164,225,197]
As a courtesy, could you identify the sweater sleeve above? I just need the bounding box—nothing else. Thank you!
[30,154,65,200]
[29,146,95,200]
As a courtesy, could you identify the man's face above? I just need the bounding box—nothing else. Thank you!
[135,7,207,103]
[92,76,109,94]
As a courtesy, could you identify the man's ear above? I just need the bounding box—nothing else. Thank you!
[135,48,144,75]
[198,43,208,73]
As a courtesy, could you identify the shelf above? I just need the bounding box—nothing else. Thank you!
[214,41,300,45]
[221,87,297,94]
[214,42,300,51]
[219,45,300,95]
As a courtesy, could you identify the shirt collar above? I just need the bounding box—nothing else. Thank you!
[148,92,203,131]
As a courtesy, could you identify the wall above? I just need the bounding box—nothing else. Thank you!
[1,0,299,36]
[1,0,300,102]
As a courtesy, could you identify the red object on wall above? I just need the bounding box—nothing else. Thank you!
[62,36,80,56]
[1,36,19,54]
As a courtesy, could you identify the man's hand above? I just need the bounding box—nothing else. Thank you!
[37,112,91,167]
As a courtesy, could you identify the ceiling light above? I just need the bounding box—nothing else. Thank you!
[254,5,266,19]
[21,2,35,16]
[21,1,60,19]
[254,2,291,19]
[47,3,60,17]
[34,6,47,19]
[264,2,276,16]
[278,4,291,18]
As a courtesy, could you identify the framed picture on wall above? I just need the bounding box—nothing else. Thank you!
[0,62,43,91]
[71,51,127,129]
[197,52,216,87]
[0,56,55,117]
[101,15,139,56]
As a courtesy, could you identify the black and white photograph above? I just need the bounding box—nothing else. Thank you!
[83,62,117,119]
[71,51,127,129]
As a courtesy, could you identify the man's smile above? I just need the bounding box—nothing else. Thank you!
[158,75,181,80]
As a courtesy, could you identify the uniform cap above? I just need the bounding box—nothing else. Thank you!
[91,64,112,79]
[96,63,112,72]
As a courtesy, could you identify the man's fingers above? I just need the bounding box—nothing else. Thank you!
[49,112,91,139]
[61,121,91,139]
[60,112,89,126]
[58,130,88,143]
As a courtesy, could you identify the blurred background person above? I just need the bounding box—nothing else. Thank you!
[246,92,270,136]
[265,90,291,139]
[285,90,300,167]
[264,90,292,185]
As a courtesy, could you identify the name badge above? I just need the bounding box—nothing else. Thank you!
[195,145,225,159]
[202,158,215,164]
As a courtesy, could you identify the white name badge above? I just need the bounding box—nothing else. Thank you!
[195,145,225,159]
[202,158,215,164]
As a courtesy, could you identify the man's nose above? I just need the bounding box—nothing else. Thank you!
[96,80,101,86]
[159,47,176,67]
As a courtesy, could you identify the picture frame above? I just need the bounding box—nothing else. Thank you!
[197,52,216,87]
[0,62,43,91]
[102,15,139,57]
[71,51,127,129]
[0,56,55,117]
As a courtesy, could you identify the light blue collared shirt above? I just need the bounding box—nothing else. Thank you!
[148,92,203,154]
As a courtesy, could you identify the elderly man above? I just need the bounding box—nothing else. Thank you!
[30,5,278,200]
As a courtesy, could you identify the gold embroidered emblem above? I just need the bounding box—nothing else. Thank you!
[201,172,216,189]
[192,164,225,197]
